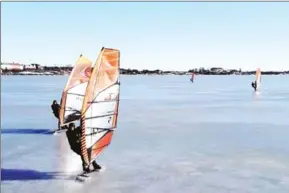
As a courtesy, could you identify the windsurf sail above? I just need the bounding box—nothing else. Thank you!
[190,72,195,83]
[80,47,120,166]
[255,68,261,90]
[59,54,92,126]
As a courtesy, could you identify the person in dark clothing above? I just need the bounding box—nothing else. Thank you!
[66,123,101,173]
[251,81,257,91]
[51,100,60,119]
[51,100,61,130]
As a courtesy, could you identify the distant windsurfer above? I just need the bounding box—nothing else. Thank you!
[251,81,257,91]
[66,123,102,173]
[51,100,61,130]
[190,73,194,83]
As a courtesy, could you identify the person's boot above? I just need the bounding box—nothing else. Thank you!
[82,163,90,174]
[92,161,101,170]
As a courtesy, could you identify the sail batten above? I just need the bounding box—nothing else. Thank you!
[85,113,118,120]
[80,47,120,165]
[66,93,86,97]
[88,99,120,104]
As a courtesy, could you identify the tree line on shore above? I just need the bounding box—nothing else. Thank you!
[1,65,289,75]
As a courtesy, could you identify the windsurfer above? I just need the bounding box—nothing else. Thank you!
[66,123,102,173]
[251,81,257,91]
[51,100,61,130]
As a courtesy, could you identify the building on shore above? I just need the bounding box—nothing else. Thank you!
[1,62,43,72]
[1,62,24,71]
[24,64,37,70]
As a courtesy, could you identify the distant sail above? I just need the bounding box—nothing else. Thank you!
[190,72,195,83]
[255,68,261,90]
[59,55,92,126]
[80,47,120,165]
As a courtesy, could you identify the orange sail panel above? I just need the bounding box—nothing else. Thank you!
[80,47,120,165]
[59,55,92,126]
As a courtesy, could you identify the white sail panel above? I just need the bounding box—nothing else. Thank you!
[84,84,119,148]
[94,84,120,102]
[63,82,88,123]
[85,130,108,148]
[85,101,117,128]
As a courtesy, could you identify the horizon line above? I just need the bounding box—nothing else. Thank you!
[1,62,288,72]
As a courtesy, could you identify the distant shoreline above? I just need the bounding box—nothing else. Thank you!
[1,73,289,76]
[1,66,289,76]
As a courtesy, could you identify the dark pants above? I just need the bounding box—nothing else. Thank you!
[71,143,89,170]
[72,145,100,170]
[57,120,61,130]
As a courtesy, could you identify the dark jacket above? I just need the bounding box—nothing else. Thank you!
[51,103,60,119]
[66,126,82,155]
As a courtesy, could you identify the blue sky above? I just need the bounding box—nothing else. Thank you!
[2,2,289,71]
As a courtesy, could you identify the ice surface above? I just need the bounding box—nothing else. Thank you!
[1,75,289,193]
